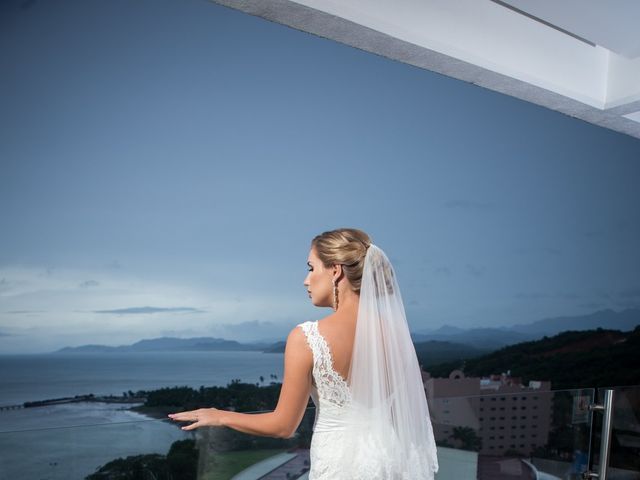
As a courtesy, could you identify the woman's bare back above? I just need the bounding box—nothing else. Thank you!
[316,312,357,383]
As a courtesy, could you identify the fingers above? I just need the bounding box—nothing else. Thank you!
[180,421,200,431]
[167,412,200,430]
[168,410,197,420]
[167,408,223,431]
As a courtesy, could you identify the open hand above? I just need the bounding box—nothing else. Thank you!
[167,407,225,431]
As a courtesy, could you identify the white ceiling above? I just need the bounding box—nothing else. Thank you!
[500,0,640,59]
[213,0,640,139]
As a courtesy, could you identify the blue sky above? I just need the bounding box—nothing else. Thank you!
[1,0,639,354]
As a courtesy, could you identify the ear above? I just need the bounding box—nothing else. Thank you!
[332,264,343,282]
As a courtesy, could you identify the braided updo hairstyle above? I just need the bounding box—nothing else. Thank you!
[311,228,372,295]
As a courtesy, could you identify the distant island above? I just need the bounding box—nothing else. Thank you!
[54,336,277,354]
[54,307,639,355]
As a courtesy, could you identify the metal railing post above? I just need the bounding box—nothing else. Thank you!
[583,389,615,480]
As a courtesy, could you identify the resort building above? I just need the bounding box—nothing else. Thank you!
[424,369,552,456]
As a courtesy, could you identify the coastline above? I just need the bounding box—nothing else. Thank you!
[129,403,176,421]
[1,393,149,410]
[0,396,191,480]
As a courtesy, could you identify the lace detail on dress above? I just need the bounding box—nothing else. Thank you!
[298,321,352,407]
[297,320,436,479]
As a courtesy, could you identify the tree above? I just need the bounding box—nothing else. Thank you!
[450,426,482,452]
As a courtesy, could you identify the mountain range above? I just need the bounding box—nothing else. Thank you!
[55,337,271,353]
[54,307,639,354]
[423,326,640,389]
[411,307,640,349]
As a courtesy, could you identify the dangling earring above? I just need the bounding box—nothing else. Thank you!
[332,279,339,311]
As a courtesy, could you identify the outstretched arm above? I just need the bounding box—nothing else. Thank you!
[168,325,313,439]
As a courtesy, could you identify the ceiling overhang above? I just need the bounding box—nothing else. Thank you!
[211,0,640,140]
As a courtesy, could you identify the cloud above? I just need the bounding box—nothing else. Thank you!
[93,306,206,315]
[159,328,201,337]
[613,287,640,308]
[443,199,495,210]
[5,310,46,314]
[0,278,12,293]
[619,287,640,298]
[0,264,296,351]
[37,267,55,278]
[616,299,640,309]
[79,280,100,288]
[578,302,607,310]
[209,319,292,342]
[513,291,582,300]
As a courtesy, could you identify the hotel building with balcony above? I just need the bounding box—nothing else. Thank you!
[424,369,552,456]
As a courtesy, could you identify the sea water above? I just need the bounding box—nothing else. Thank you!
[0,350,285,406]
[0,401,188,480]
[0,351,284,479]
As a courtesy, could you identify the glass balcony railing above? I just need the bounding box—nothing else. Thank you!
[0,386,638,479]
[0,405,314,480]
[430,388,595,480]
[0,412,195,479]
[588,385,640,480]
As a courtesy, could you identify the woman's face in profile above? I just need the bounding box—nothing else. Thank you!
[304,247,332,308]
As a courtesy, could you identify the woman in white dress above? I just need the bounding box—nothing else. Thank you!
[168,228,438,479]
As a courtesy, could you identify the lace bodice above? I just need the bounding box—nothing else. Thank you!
[297,320,436,479]
[298,320,352,408]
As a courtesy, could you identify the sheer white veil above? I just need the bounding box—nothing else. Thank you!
[338,243,438,479]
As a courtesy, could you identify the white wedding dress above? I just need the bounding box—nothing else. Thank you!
[298,320,355,479]
[295,244,438,480]
[297,319,438,480]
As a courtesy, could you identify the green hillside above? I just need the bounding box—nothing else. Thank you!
[424,326,640,389]
[413,340,489,367]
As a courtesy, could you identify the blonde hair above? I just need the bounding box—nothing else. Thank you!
[311,228,372,294]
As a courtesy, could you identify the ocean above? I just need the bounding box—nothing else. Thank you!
[0,350,285,406]
[0,351,285,479]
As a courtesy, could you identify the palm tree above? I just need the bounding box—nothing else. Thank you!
[450,426,482,452]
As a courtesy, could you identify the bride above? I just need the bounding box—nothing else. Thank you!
[169,228,438,479]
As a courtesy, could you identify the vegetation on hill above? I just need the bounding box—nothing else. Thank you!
[142,378,291,412]
[413,340,489,367]
[93,380,315,479]
[86,439,198,480]
[423,326,640,389]
[134,378,314,448]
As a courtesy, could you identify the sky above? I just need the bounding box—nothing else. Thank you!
[1,0,639,354]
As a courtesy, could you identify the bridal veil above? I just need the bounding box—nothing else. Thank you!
[337,244,438,479]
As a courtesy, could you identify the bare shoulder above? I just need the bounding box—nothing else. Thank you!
[316,312,339,327]
[289,323,307,340]
[287,324,313,356]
